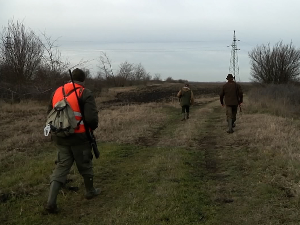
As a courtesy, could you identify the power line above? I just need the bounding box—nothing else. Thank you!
[228,30,240,81]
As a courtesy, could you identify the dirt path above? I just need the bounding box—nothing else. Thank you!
[137,97,300,224]
[188,101,300,224]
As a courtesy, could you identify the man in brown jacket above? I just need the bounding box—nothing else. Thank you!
[220,74,243,133]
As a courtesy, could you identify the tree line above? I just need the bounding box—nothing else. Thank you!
[1,20,300,102]
[0,20,166,102]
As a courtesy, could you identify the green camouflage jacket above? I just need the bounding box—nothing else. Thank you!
[177,87,194,106]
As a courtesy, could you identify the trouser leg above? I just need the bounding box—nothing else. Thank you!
[50,145,74,184]
[71,143,99,199]
[227,119,233,133]
[186,106,190,119]
[181,106,186,120]
[232,106,238,127]
[226,106,234,133]
[45,145,73,213]
[72,143,94,177]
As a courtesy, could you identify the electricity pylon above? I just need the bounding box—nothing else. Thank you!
[228,30,240,81]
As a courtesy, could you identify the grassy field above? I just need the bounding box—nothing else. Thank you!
[1,83,300,224]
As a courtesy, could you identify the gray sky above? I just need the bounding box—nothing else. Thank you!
[1,0,299,82]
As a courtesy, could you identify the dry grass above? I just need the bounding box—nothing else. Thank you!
[0,101,51,195]
[247,84,300,117]
[234,94,300,203]
[95,95,219,147]
[95,102,167,143]
[246,94,298,117]
[237,114,300,194]
[0,100,48,155]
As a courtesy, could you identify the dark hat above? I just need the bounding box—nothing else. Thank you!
[72,68,86,82]
[184,83,189,87]
[226,74,234,80]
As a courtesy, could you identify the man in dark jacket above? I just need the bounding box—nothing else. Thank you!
[44,68,100,213]
[177,83,194,121]
[220,74,243,133]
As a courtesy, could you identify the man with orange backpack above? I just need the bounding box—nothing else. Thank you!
[44,68,100,213]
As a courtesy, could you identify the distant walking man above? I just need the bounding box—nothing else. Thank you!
[220,74,243,133]
[44,68,100,213]
[177,83,194,121]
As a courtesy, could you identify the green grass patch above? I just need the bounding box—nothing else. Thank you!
[1,139,214,225]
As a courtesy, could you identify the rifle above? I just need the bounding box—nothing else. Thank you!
[68,69,100,159]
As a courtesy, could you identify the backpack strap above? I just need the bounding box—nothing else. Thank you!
[61,85,84,128]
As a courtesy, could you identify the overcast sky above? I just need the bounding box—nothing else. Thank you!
[1,0,299,82]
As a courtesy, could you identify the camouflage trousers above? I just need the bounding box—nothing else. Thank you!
[50,143,94,184]
[226,105,238,123]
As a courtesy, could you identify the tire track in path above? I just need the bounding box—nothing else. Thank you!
[134,98,219,148]
[191,102,300,224]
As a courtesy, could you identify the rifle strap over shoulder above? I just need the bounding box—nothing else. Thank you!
[61,85,83,127]
[62,86,81,98]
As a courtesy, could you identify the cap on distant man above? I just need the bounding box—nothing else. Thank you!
[72,68,86,82]
[226,74,234,80]
[185,83,189,87]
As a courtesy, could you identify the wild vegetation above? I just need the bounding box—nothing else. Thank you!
[1,82,300,224]
[249,41,300,84]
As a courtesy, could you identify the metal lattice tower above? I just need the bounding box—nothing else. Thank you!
[228,30,240,81]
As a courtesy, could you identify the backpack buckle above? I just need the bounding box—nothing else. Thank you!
[44,124,51,136]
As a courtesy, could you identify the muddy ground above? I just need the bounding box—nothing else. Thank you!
[100,82,251,107]
[100,83,225,108]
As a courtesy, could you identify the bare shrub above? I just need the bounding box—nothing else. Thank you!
[249,41,300,84]
[0,20,70,102]
[97,52,152,87]
[0,20,44,88]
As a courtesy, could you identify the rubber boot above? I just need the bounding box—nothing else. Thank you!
[83,176,100,200]
[44,181,62,214]
[227,119,234,133]
[181,113,186,121]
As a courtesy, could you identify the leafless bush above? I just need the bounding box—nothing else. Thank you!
[0,20,70,102]
[153,73,162,81]
[249,41,300,84]
[0,20,44,96]
[98,52,152,87]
